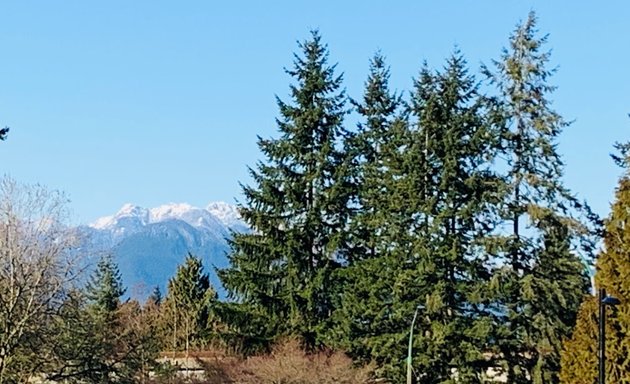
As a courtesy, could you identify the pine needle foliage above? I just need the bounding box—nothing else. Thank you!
[86,255,126,313]
[162,253,217,351]
[483,12,596,383]
[218,30,351,350]
[405,52,503,383]
[331,52,412,379]
[334,50,503,382]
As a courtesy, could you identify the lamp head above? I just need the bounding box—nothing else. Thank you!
[602,296,621,306]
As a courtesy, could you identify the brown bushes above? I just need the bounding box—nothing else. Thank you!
[240,338,374,383]
[150,338,375,384]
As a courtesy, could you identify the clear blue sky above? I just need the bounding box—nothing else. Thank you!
[0,1,627,224]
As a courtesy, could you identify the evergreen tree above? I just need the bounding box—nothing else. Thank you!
[44,293,159,384]
[406,52,501,383]
[345,51,404,262]
[560,142,630,383]
[162,253,217,351]
[86,255,126,313]
[559,296,599,384]
[331,52,412,377]
[40,258,157,383]
[483,12,596,383]
[336,51,502,382]
[218,30,350,349]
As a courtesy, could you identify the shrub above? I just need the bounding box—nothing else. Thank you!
[239,338,374,384]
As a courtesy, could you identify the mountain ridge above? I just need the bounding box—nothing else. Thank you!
[81,201,245,299]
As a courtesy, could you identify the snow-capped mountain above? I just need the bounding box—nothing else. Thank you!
[80,202,246,300]
[206,202,249,233]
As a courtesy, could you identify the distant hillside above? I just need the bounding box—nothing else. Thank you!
[78,202,246,299]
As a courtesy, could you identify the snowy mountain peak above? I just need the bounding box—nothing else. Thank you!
[90,215,115,230]
[90,201,245,231]
[149,202,195,222]
[90,203,149,230]
[118,204,149,219]
[206,201,242,227]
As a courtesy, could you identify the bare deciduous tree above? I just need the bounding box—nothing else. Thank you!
[0,176,81,383]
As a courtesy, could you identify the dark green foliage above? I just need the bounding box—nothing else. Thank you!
[213,15,596,382]
[344,52,405,263]
[483,12,596,383]
[524,216,591,382]
[45,292,121,383]
[214,301,278,354]
[218,30,350,349]
[331,52,411,378]
[0,13,609,383]
[334,50,503,382]
[86,255,126,313]
[404,52,502,383]
[43,256,160,383]
[43,257,159,383]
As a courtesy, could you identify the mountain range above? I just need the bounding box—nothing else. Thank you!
[78,201,246,299]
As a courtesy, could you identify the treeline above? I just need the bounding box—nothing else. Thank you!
[0,202,217,384]
[0,213,367,384]
[2,10,629,384]
[217,11,599,383]
[0,178,156,383]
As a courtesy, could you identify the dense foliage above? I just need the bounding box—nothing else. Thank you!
[216,13,598,383]
[218,30,352,350]
[3,11,626,384]
[161,252,218,351]
[482,12,596,383]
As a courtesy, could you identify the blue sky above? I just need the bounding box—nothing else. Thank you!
[0,1,628,224]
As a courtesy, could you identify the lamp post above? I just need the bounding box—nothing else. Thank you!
[407,304,424,384]
[599,288,620,384]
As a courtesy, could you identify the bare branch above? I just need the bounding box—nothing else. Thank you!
[0,176,83,383]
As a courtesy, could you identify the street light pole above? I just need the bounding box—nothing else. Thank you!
[599,288,606,384]
[599,288,621,384]
[407,305,423,384]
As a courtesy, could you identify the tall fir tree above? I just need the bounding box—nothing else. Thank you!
[218,30,350,349]
[336,51,502,382]
[43,293,159,383]
[483,12,595,383]
[44,256,157,383]
[345,51,404,262]
[331,52,412,378]
[162,253,217,351]
[560,141,630,383]
[83,256,128,381]
[406,52,502,383]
